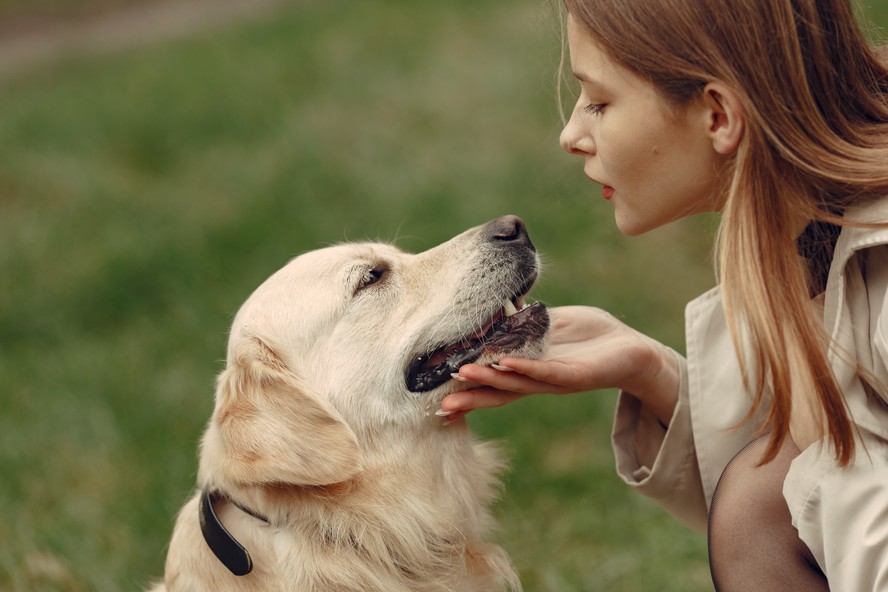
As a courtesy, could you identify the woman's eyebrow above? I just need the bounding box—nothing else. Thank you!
[572,70,607,91]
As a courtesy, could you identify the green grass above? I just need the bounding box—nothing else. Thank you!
[1,1,886,591]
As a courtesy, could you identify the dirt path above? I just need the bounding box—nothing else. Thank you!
[0,0,292,84]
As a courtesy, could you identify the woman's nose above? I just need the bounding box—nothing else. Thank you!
[559,106,595,156]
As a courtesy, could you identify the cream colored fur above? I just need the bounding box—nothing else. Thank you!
[148,219,546,592]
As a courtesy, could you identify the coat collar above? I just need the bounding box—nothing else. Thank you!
[823,198,888,353]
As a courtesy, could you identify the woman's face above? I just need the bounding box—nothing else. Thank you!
[560,16,727,236]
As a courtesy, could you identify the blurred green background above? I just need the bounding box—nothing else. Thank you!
[1,1,886,590]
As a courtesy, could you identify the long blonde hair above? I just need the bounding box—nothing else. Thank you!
[564,0,888,464]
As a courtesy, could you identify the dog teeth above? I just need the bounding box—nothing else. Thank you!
[503,299,518,317]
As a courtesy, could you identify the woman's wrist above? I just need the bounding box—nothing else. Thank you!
[625,344,680,427]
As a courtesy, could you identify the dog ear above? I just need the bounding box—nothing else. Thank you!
[208,337,363,487]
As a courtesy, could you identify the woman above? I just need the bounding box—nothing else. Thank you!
[440,1,888,589]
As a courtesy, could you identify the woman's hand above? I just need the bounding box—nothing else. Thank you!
[440,305,680,425]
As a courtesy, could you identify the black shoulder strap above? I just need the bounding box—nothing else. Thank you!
[198,489,254,576]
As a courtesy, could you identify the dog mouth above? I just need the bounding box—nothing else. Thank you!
[405,293,549,393]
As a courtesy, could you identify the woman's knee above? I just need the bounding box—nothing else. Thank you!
[709,436,793,528]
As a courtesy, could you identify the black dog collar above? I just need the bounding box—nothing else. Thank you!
[199,489,269,576]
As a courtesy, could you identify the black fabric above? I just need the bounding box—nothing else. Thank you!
[199,489,254,576]
[708,435,829,591]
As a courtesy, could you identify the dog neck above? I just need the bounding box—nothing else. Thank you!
[197,430,518,588]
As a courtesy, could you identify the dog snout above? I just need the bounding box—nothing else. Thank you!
[482,215,535,251]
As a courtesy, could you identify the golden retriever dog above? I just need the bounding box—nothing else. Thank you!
[148,215,549,592]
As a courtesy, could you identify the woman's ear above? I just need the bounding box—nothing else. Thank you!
[702,81,745,155]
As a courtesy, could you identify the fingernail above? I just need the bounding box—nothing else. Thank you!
[450,373,469,382]
[491,363,514,372]
[435,409,455,417]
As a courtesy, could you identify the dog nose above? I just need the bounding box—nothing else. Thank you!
[483,215,535,250]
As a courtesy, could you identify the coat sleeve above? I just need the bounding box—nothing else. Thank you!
[611,348,709,532]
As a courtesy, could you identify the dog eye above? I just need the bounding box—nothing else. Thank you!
[356,265,388,292]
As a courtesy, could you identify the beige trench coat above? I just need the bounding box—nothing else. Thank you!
[612,199,888,589]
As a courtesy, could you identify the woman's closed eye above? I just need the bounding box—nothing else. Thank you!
[583,103,606,116]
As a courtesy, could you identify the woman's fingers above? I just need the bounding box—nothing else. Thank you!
[455,362,566,395]
[440,362,571,413]
[494,356,572,385]
[440,388,532,412]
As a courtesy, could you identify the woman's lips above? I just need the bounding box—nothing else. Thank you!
[585,170,614,200]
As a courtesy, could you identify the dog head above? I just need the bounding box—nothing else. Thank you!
[201,216,549,489]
